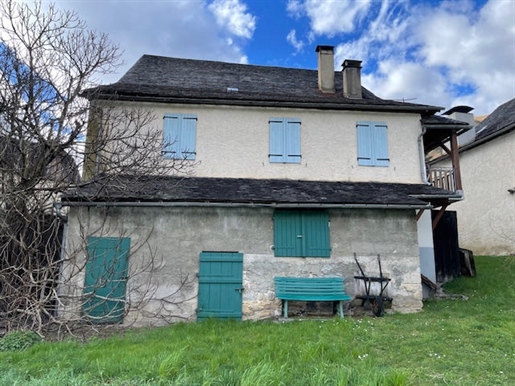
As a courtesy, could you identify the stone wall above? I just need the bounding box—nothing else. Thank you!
[62,205,422,325]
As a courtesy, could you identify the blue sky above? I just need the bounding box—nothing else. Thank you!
[49,0,514,115]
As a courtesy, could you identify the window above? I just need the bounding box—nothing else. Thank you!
[162,113,197,160]
[273,210,330,257]
[357,121,389,166]
[269,118,301,163]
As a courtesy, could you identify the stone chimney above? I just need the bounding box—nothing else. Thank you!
[342,59,362,99]
[316,45,335,93]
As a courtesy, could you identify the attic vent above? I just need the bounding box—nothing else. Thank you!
[227,87,239,92]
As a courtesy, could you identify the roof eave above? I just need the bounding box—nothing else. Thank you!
[86,92,442,114]
[60,200,430,210]
[459,123,515,153]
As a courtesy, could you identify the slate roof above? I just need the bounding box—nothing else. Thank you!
[421,114,471,127]
[421,114,472,152]
[62,176,457,208]
[473,97,515,143]
[84,55,442,114]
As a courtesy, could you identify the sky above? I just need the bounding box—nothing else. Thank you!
[46,0,515,116]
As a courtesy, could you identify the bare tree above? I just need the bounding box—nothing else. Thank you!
[0,0,194,336]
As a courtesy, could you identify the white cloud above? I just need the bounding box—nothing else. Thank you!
[208,0,256,39]
[49,0,254,84]
[414,0,515,114]
[287,0,372,36]
[287,29,304,52]
[363,61,448,107]
[38,0,514,116]
[299,0,514,115]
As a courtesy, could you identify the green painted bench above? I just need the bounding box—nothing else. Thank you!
[274,276,352,318]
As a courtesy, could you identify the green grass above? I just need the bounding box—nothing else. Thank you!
[1,256,514,385]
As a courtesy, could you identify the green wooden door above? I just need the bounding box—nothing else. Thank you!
[83,237,130,323]
[197,252,243,320]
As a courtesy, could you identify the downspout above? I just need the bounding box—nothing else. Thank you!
[53,201,68,317]
[53,201,68,222]
[419,126,431,185]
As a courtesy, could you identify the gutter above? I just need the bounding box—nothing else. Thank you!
[92,93,442,115]
[419,126,431,185]
[60,200,431,210]
[411,193,463,202]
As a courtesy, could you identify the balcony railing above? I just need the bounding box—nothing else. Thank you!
[427,167,457,192]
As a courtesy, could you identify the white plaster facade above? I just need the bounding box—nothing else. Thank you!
[109,101,425,184]
[447,131,515,255]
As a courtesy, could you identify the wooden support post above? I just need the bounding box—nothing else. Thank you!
[450,131,462,191]
[416,209,425,221]
[432,205,448,230]
[440,142,451,155]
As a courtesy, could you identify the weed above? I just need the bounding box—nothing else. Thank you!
[0,330,42,352]
[0,256,513,385]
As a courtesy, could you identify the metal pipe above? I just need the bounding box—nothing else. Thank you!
[53,201,68,222]
[419,125,431,185]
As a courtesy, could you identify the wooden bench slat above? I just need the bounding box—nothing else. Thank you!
[274,276,352,318]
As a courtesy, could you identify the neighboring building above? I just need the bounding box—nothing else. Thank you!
[59,46,469,325]
[434,99,515,256]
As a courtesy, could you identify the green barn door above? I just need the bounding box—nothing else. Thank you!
[83,237,130,323]
[197,252,243,320]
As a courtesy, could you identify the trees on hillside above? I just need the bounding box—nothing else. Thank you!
[0,0,191,336]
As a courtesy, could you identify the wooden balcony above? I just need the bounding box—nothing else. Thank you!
[427,167,457,192]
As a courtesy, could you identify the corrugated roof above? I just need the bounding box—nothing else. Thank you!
[84,55,442,114]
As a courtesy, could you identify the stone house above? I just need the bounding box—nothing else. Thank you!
[59,46,469,325]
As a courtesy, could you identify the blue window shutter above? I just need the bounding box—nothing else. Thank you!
[163,114,180,158]
[303,211,330,257]
[163,113,197,160]
[357,121,373,166]
[274,210,302,256]
[373,122,389,166]
[181,114,197,160]
[285,119,301,163]
[269,119,285,162]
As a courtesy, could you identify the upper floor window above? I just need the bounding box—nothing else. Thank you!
[273,209,330,257]
[357,121,389,167]
[163,113,197,160]
[269,118,301,163]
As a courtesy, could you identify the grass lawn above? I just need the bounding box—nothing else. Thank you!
[0,255,514,385]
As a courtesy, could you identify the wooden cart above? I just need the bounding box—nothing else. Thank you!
[354,253,392,317]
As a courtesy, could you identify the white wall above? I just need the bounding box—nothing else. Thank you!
[107,101,425,184]
[417,210,436,297]
[450,132,515,255]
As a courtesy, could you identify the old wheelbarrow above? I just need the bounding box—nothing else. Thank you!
[354,253,392,317]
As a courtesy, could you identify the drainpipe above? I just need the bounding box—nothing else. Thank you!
[419,126,431,185]
[53,201,68,222]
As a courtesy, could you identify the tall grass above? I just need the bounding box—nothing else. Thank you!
[0,256,513,385]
